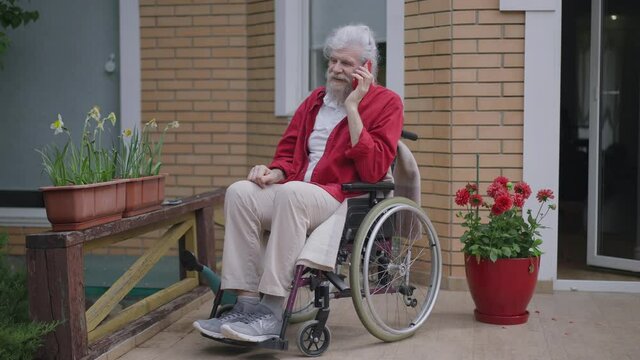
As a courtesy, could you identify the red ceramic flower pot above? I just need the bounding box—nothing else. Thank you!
[40,179,127,231]
[123,174,166,217]
[465,255,540,325]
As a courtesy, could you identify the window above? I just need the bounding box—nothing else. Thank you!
[308,0,387,90]
[275,0,404,116]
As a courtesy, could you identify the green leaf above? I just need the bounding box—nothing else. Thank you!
[502,246,512,257]
[489,249,498,262]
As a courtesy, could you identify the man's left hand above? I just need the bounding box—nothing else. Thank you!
[247,165,284,188]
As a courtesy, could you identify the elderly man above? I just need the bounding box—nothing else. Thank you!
[193,24,403,342]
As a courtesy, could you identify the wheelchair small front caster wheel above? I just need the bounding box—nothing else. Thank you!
[296,320,331,357]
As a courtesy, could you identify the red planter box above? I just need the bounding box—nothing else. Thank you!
[123,174,166,217]
[465,255,540,325]
[41,179,127,231]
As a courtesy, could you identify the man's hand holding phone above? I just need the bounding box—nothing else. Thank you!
[351,60,372,90]
[345,60,373,146]
[346,60,373,110]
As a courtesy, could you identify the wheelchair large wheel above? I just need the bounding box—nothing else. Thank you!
[349,197,442,342]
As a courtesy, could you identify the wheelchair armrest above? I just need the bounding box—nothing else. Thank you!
[341,181,395,192]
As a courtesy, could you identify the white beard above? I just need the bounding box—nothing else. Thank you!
[325,75,352,105]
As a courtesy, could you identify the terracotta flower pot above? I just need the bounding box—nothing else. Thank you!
[40,179,127,231]
[464,255,540,325]
[123,174,166,217]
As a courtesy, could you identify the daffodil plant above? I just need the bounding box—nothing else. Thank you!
[37,106,118,186]
[118,119,179,178]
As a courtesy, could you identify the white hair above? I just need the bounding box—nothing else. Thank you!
[323,24,379,80]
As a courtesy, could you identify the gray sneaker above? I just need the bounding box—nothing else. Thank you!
[192,301,256,339]
[220,303,283,342]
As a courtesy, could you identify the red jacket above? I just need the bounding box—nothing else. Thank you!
[269,85,404,202]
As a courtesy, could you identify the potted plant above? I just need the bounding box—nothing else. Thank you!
[118,119,179,217]
[455,176,556,325]
[37,106,126,231]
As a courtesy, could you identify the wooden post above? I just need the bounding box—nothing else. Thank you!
[27,243,87,360]
[195,205,216,285]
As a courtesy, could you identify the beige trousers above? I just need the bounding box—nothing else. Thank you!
[220,180,341,297]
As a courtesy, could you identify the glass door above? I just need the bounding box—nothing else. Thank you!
[587,0,640,272]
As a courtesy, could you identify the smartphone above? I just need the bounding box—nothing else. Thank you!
[352,60,372,90]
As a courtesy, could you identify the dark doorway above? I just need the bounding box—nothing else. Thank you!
[558,0,640,280]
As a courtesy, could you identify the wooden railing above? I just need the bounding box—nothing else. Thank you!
[26,190,224,360]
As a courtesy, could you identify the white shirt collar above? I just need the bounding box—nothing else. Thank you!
[323,93,345,111]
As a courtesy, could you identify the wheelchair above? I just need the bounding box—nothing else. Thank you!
[186,130,442,357]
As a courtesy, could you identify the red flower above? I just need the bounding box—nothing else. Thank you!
[491,194,513,215]
[455,188,470,206]
[536,189,555,202]
[494,176,509,186]
[465,183,478,194]
[513,193,525,208]
[487,182,508,199]
[470,194,483,207]
[514,182,532,199]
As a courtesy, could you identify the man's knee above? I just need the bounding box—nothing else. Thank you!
[273,181,308,208]
[225,180,259,204]
[227,179,259,197]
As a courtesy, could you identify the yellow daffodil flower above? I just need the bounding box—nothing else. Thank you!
[146,118,158,129]
[123,128,132,137]
[107,112,117,126]
[88,106,101,121]
[169,121,180,129]
[50,114,65,135]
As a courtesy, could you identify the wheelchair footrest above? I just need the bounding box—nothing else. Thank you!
[200,333,288,351]
[325,271,349,291]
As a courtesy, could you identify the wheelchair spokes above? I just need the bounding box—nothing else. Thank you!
[351,198,442,341]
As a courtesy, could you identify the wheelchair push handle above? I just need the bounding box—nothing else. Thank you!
[401,130,418,141]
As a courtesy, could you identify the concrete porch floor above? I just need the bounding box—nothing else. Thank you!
[115,290,640,360]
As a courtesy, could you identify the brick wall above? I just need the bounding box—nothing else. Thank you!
[450,0,525,277]
[246,0,284,168]
[140,0,249,198]
[406,0,525,281]
[405,0,455,281]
